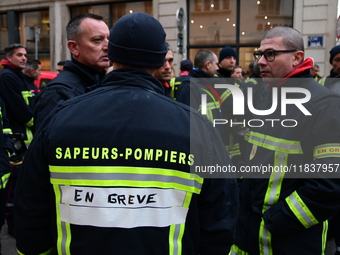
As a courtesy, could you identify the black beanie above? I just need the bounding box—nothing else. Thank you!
[180,60,193,71]
[219,46,237,63]
[329,45,340,64]
[109,12,168,68]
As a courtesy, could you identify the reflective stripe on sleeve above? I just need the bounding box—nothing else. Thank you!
[322,220,328,253]
[17,247,55,255]
[228,244,250,255]
[220,83,240,103]
[21,91,35,105]
[313,143,340,159]
[286,191,319,228]
[25,117,34,128]
[248,131,303,154]
[260,151,286,254]
[0,172,10,189]
[3,128,12,135]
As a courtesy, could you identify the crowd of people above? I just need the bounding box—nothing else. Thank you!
[0,11,338,255]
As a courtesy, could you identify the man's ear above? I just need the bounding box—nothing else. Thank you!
[6,54,11,62]
[67,40,79,57]
[204,60,210,70]
[293,51,304,66]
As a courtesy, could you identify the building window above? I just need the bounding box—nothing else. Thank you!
[19,10,51,70]
[71,5,110,25]
[111,1,152,25]
[188,0,293,76]
[223,0,230,10]
[70,2,152,27]
[189,0,235,46]
[0,13,8,55]
[258,0,280,15]
[194,0,229,11]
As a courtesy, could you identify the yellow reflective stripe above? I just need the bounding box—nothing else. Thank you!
[0,172,10,189]
[169,216,187,255]
[198,102,220,112]
[54,184,71,255]
[248,131,303,154]
[226,143,241,156]
[3,128,12,135]
[24,127,33,147]
[50,166,203,194]
[198,101,220,123]
[169,192,192,255]
[229,244,250,255]
[244,78,258,85]
[260,151,286,254]
[220,83,240,103]
[313,143,340,159]
[286,191,319,228]
[220,89,231,103]
[259,218,272,255]
[318,77,326,86]
[262,151,286,212]
[322,220,328,253]
[200,88,218,104]
[17,247,54,255]
[198,88,220,123]
[21,91,35,105]
[25,117,34,128]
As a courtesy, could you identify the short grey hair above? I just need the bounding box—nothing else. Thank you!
[194,50,216,69]
[66,13,104,41]
[263,26,304,52]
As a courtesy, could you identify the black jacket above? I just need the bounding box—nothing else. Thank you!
[232,59,340,255]
[15,68,238,255]
[217,67,233,78]
[0,97,11,188]
[33,59,106,131]
[0,65,35,145]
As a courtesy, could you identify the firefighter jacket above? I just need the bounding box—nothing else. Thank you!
[169,75,188,100]
[230,58,340,255]
[318,69,340,95]
[216,66,232,78]
[217,78,252,169]
[23,74,41,96]
[14,68,239,255]
[0,63,35,147]
[175,68,228,144]
[0,97,11,188]
[33,59,106,131]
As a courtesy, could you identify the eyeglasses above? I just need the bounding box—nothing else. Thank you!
[253,49,298,62]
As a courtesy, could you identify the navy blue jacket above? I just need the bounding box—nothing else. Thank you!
[232,61,340,255]
[0,65,35,145]
[15,68,238,255]
[33,59,106,131]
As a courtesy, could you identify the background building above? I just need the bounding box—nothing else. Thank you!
[0,0,337,76]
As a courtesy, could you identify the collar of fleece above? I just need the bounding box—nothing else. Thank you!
[161,81,170,88]
[267,57,314,88]
[1,59,21,71]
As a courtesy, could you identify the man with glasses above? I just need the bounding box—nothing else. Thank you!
[230,26,340,255]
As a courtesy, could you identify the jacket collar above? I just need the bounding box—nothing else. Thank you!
[101,68,166,96]
[1,59,23,71]
[189,68,211,78]
[268,57,314,88]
